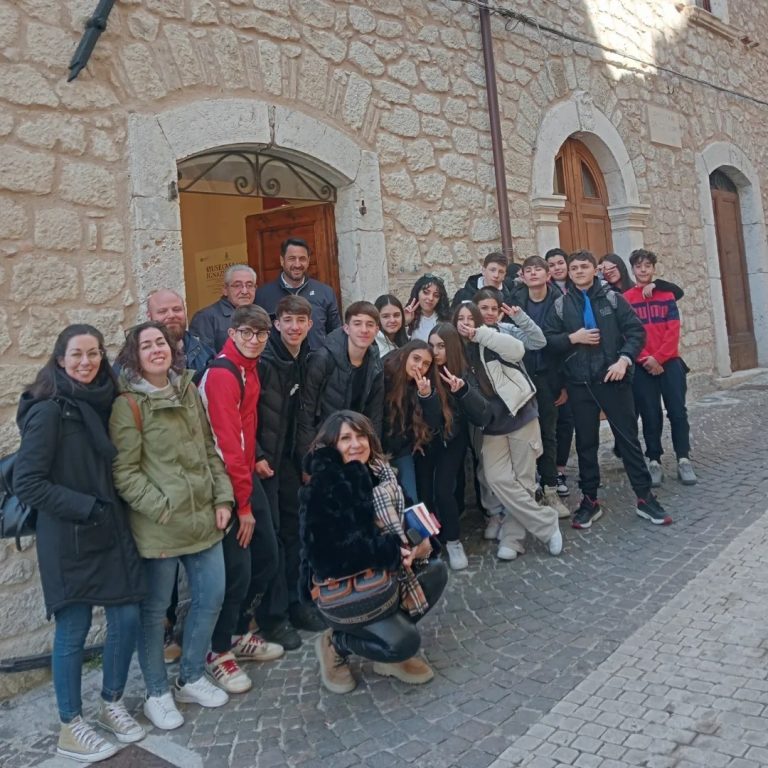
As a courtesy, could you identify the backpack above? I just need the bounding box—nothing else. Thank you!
[0,453,37,551]
[204,357,246,403]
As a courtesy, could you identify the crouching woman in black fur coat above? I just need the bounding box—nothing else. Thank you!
[299,410,447,694]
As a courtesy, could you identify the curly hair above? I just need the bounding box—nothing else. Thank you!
[406,274,450,336]
[115,322,185,383]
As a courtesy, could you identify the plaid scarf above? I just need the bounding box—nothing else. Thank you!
[369,459,429,617]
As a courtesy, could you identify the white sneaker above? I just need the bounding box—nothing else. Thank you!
[175,674,230,707]
[96,698,145,743]
[231,632,284,662]
[143,692,184,730]
[547,526,563,556]
[497,544,518,560]
[205,651,252,693]
[648,459,664,487]
[542,486,571,519]
[445,540,468,570]
[484,516,503,541]
[57,716,118,763]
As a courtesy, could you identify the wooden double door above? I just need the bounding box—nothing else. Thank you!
[245,202,341,311]
[710,170,757,371]
[555,138,613,257]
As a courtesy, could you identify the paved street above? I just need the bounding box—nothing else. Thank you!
[1,373,767,768]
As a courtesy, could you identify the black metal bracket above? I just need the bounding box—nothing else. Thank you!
[67,0,116,82]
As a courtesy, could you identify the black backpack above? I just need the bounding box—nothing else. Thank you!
[0,453,37,551]
[204,357,246,402]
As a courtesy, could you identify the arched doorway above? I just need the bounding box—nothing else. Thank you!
[177,148,341,316]
[554,138,613,255]
[710,169,758,371]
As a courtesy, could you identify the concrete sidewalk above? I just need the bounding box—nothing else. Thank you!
[1,371,767,768]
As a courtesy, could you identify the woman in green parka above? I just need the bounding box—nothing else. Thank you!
[110,322,234,732]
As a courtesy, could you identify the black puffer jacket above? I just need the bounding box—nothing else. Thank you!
[256,332,309,468]
[543,278,646,385]
[14,394,145,618]
[296,328,384,459]
[451,272,517,309]
[298,447,401,603]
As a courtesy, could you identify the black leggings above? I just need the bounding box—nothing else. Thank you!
[330,558,448,664]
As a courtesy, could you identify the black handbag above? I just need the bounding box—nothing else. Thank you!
[310,568,399,626]
[0,453,37,551]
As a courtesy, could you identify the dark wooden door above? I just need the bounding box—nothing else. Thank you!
[245,203,341,311]
[555,138,613,256]
[711,177,757,370]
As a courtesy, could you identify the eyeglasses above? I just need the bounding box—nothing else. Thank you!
[65,350,104,362]
[229,281,256,291]
[235,328,269,342]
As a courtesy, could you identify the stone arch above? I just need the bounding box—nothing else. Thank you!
[126,99,386,317]
[530,93,649,257]
[696,140,768,375]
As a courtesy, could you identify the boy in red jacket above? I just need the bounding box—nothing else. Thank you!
[624,250,697,487]
[198,305,284,696]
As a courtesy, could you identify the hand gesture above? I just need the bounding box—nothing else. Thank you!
[439,366,465,393]
[415,374,431,396]
[604,358,629,382]
[641,282,656,299]
[457,320,476,340]
[403,299,418,325]
[215,506,231,530]
[254,459,274,479]
[570,327,601,346]
[501,303,520,318]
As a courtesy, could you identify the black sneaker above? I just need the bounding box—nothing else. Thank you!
[572,496,603,529]
[636,495,672,525]
[556,473,569,497]
[260,620,302,650]
[289,603,327,632]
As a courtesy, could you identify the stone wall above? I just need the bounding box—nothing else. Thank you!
[1,0,767,693]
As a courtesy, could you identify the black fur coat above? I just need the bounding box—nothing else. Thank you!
[298,447,401,602]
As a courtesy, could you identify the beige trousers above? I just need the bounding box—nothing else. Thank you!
[481,418,558,553]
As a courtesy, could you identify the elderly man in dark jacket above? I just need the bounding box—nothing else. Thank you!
[251,296,326,648]
[189,264,257,352]
[296,301,384,461]
[254,237,341,350]
[544,250,672,529]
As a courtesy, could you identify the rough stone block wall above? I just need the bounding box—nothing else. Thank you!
[0,0,766,694]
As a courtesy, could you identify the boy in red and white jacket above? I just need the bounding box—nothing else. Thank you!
[624,249,697,487]
[198,305,283,696]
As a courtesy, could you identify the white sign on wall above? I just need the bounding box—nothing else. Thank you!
[647,105,683,149]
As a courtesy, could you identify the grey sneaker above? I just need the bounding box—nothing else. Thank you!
[57,715,117,763]
[648,459,664,487]
[542,487,571,519]
[96,699,145,743]
[677,458,697,485]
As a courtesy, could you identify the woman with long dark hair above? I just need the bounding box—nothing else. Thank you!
[14,325,145,762]
[406,274,451,341]
[383,339,450,504]
[299,411,447,694]
[419,322,490,570]
[453,304,564,562]
[374,294,409,357]
[111,322,234,730]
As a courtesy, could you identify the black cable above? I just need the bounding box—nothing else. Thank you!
[456,0,768,110]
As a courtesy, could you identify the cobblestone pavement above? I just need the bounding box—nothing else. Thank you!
[1,374,767,768]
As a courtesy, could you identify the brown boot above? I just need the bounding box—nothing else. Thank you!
[315,629,356,694]
[373,655,434,684]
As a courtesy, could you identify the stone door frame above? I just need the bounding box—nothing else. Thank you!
[126,99,386,316]
[530,94,649,259]
[696,141,768,376]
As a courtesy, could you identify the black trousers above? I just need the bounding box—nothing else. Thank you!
[555,399,574,469]
[331,558,448,664]
[632,359,691,462]
[568,380,652,499]
[532,373,558,488]
[253,458,303,629]
[415,429,469,542]
[212,475,279,651]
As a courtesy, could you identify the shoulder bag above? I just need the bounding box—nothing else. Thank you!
[310,568,399,626]
[0,453,37,551]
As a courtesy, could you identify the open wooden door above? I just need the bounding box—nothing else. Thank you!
[710,170,757,371]
[555,138,613,256]
[245,203,341,311]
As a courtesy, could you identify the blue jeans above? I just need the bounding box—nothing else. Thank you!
[138,542,225,696]
[392,454,419,505]
[53,602,140,723]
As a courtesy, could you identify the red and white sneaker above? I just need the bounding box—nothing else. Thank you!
[205,651,252,693]
[231,632,284,662]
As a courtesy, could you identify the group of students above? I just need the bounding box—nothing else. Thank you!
[11,240,696,763]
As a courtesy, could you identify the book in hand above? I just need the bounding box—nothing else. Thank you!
[403,502,440,539]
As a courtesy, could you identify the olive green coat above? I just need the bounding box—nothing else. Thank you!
[110,371,233,559]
